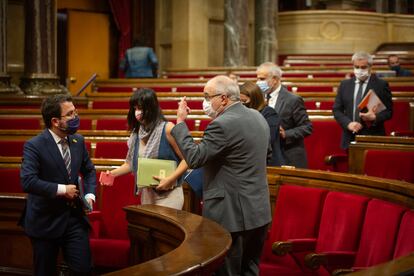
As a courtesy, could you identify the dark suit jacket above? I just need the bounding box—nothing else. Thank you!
[272,86,312,168]
[171,103,272,233]
[261,106,285,166]
[20,129,96,239]
[332,75,393,149]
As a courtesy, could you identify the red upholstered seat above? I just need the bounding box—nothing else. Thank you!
[94,141,128,159]
[0,118,41,130]
[385,101,410,135]
[78,118,92,130]
[91,101,129,109]
[88,173,139,269]
[393,210,414,259]
[159,99,202,110]
[364,150,414,183]
[304,120,344,170]
[286,86,333,92]
[297,192,369,274]
[199,119,212,131]
[304,101,334,110]
[353,199,406,267]
[316,192,369,253]
[0,141,25,156]
[95,118,128,131]
[0,168,22,193]
[259,185,327,275]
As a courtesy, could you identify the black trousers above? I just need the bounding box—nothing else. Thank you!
[215,223,269,276]
[30,216,92,276]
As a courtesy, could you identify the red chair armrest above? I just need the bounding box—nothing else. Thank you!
[272,238,317,256]
[305,251,356,271]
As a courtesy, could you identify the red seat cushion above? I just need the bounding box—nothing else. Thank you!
[364,150,414,183]
[304,120,344,170]
[354,199,406,267]
[0,168,22,193]
[394,210,414,259]
[384,101,410,134]
[94,141,128,159]
[0,118,40,130]
[89,238,130,268]
[95,118,128,131]
[316,192,369,253]
[0,141,25,156]
[260,185,327,273]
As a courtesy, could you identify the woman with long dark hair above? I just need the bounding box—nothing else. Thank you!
[100,88,188,209]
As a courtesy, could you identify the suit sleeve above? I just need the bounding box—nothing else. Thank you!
[79,137,96,196]
[171,121,226,169]
[284,96,313,145]
[20,140,59,198]
[333,81,352,130]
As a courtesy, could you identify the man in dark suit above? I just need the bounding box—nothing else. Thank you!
[20,94,96,275]
[256,62,312,168]
[333,51,393,149]
[172,76,272,275]
[388,55,413,77]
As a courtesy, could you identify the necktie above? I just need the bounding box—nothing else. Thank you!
[60,138,71,178]
[354,81,364,121]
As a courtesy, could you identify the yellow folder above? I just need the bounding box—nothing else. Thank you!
[136,158,177,188]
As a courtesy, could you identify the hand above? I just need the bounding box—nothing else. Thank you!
[65,184,79,200]
[360,105,377,122]
[279,126,286,139]
[85,198,94,213]
[152,175,174,191]
[347,122,363,133]
[99,170,115,186]
[176,97,190,124]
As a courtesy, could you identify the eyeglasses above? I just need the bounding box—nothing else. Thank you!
[353,65,370,70]
[60,110,78,119]
[204,94,223,102]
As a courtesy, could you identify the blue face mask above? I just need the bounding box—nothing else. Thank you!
[390,65,400,72]
[60,116,80,135]
[256,80,270,93]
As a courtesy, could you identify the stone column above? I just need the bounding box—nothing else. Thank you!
[255,0,277,65]
[223,0,248,67]
[20,0,67,95]
[0,0,21,94]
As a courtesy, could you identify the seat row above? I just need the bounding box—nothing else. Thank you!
[260,184,414,275]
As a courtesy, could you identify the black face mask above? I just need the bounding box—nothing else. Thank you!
[390,65,401,72]
[59,116,80,135]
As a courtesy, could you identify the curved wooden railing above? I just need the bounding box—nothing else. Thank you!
[105,204,231,275]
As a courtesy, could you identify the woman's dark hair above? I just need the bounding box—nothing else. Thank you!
[239,81,266,111]
[127,88,166,132]
[41,94,73,128]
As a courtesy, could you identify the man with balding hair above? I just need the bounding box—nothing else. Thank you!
[172,76,272,275]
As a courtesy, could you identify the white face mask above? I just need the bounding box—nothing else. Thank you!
[202,99,217,118]
[135,110,142,121]
[256,80,270,94]
[354,68,369,80]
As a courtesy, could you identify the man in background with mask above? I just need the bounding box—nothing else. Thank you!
[388,55,413,77]
[20,94,96,275]
[333,51,393,149]
[256,62,312,168]
[172,76,272,276]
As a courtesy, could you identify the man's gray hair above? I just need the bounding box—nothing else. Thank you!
[207,75,240,101]
[257,62,283,79]
[352,52,373,65]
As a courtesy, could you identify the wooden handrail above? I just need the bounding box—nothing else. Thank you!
[105,204,231,275]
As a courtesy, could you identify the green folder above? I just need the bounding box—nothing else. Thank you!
[136,158,177,188]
